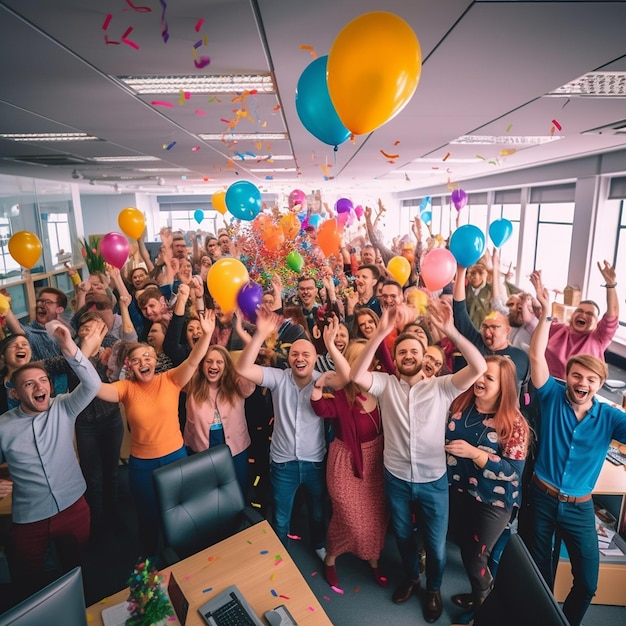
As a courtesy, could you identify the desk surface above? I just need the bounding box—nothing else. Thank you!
[86,520,332,626]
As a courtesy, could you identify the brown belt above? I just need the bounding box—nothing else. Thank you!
[532,474,592,503]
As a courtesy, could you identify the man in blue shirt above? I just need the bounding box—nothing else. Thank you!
[529,270,626,626]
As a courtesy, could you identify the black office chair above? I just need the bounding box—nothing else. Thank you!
[153,444,264,564]
[473,534,569,626]
[0,567,86,626]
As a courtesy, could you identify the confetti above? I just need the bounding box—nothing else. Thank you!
[287,533,301,540]
[562,98,571,109]
[331,585,344,595]
[279,595,290,600]
[323,595,330,601]
[121,26,140,50]
[552,119,562,131]
[195,18,204,32]
[260,550,269,555]
[443,152,451,161]
[308,606,315,612]
[380,149,399,159]
[102,14,113,30]
[274,558,283,566]
[159,0,169,43]
[194,109,206,116]
[193,39,203,49]
[299,44,318,59]
[270,589,278,597]
[273,105,281,112]
[194,56,211,69]
[506,123,513,133]
[394,140,400,146]
[152,101,174,108]
[475,154,486,160]
[125,0,151,11]
[220,118,231,124]
[311,571,318,576]
[499,149,516,156]
[192,146,200,152]
[104,35,120,45]
[264,176,273,180]
[202,587,213,593]
[253,475,260,487]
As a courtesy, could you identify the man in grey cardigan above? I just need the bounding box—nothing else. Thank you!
[0,320,104,600]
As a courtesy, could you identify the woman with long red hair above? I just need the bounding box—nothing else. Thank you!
[444,355,530,617]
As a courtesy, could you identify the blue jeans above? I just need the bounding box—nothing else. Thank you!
[270,460,326,549]
[530,484,598,626]
[384,469,448,591]
[128,446,187,556]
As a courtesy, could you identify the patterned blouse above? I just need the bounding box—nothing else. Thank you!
[446,403,527,510]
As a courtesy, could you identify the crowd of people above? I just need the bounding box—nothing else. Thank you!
[0,203,625,626]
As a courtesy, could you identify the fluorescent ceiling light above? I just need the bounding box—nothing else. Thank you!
[546,72,626,98]
[136,168,188,173]
[256,155,293,161]
[411,157,485,164]
[450,135,562,145]
[0,133,99,142]
[251,167,297,173]
[199,132,288,141]
[118,74,275,94]
[91,156,160,162]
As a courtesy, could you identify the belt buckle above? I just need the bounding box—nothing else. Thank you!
[557,492,570,502]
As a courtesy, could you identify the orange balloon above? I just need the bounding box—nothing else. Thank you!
[279,213,301,239]
[8,231,42,269]
[212,190,228,215]
[252,213,273,235]
[118,207,145,240]
[317,219,342,257]
[262,224,285,251]
[206,258,249,313]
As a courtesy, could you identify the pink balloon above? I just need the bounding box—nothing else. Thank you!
[100,232,130,269]
[420,248,456,291]
[288,189,306,210]
[337,211,349,227]
[354,205,364,220]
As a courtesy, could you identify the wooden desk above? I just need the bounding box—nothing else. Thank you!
[86,520,332,625]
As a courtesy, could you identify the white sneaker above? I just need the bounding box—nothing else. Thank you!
[315,547,327,562]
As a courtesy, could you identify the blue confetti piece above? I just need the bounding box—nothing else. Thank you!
[270,589,278,597]
[165,141,176,150]
[260,550,269,555]
[202,587,213,593]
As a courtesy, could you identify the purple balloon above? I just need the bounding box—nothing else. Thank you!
[335,197,353,214]
[237,281,263,322]
[451,188,468,211]
[100,232,130,269]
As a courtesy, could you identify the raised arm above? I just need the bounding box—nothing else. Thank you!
[529,270,551,388]
[350,305,396,391]
[235,306,283,385]
[320,317,349,388]
[598,260,619,318]
[430,300,487,390]
[170,309,215,388]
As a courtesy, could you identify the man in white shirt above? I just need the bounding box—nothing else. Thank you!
[350,302,486,623]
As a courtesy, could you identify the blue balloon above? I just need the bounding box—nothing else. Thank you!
[488,218,513,248]
[308,213,322,229]
[420,210,432,225]
[193,209,204,224]
[420,196,431,211]
[295,56,351,147]
[449,224,486,268]
[225,181,262,221]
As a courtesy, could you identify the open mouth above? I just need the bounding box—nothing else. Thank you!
[572,386,589,400]
[191,336,200,344]
[34,392,47,402]
[139,365,151,374]
[294,362,307,372]
[422,362,433,375]
[207,368,219,376]
[475,382,486,392]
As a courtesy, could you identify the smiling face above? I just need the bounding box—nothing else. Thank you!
[172,238,188,259]
[177,258,192,280]
[206,238,222,260]
[218,234,231,254]
[141,297,165,322]
[569,303,598,334]
[287,339,317,382]
[3,337,32,373]
[354,268,376,298]
[131,268,148,290]
[506,294,523,327]
[357,312,377,339]
[468,265,488,289]
[297,278,318,309]
[11,366,51,415]
[394,337,424,377]
[185,319,203,349]
[422,345,444,378]
[334,324,350,353]
[361,246,376,265]
[381,284,403,309]
[35,292,63,325]
[480,313,510,350]
[127,346,157,382]
[203,348,226,384]
[473,360,502,409]
[565,362,602,407]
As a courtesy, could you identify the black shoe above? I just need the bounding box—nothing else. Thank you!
[452,593,474,610]
[424,589,443,623]
[392,578,420,604]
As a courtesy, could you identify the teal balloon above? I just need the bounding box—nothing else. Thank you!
[420,210,432,225]
[225,181,262,221]
[295,56,351,147]
[193,209,204,224]
[489,218,513,248]
[449,224,485,268]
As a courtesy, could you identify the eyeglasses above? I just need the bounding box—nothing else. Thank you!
[480,324,502,331]
[36,298,58,306]
[129,352,156,366]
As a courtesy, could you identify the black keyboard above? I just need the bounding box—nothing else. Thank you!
[206,592,258,626]
[606,446,626,467]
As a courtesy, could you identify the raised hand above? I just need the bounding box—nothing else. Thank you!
[530,270,550,312]
[597,260,616,286]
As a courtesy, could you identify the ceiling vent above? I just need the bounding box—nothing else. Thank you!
[3,154,93,167]
[546,72,626,98]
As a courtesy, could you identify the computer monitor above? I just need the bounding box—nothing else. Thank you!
[474,534,569,626]
[0,567,87,626]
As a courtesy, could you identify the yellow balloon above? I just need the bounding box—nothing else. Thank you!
[206,258,249,313]
[118,207,145,240]
[0,293,9,315]
[8,231,42,269]
[212,190,228,215]
[328,12,422,135]
[387,255,412,287]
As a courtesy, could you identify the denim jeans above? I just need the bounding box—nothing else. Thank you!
[384,469,448,591]
[529,484,598,626]
[128,446,187,556]
[270,460,326,549]
[75,411,124,525]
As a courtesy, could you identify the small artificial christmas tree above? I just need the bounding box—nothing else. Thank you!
[125,557,174,626]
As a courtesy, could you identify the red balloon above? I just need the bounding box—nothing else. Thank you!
[100,232,130,269]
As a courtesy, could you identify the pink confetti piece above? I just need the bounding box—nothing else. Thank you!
[102,14,113,30]
[192,146,200,152]
[311,571,318,576]
[323,595,330,601]
[194,57,211,69]
[552,119,562,131]
[104,35,120,45]
[151,101,174,108]
[307,606,315,612]
[121,26,139,50]
[287,534,301,540]
[220,118,231,124]
[274,559,283,566]
[331,585,344,595]
[278,595,290,600]
[195,18,204,32]
[194,109,206,115]
[125,0,151,11]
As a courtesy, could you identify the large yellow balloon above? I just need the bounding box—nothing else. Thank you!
[118,207,145,240]
[388,255,412,287]
[8,231,42,269]
[328,12,421,135]
[212,190,228,215]
[206,258,249,313]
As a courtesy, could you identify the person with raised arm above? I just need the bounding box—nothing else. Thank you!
[350,301,487,623]
[528,269,626,626]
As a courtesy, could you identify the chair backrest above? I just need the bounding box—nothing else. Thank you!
[152,444,246,561]
[474,534,569,626]
[0,567,87,626]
